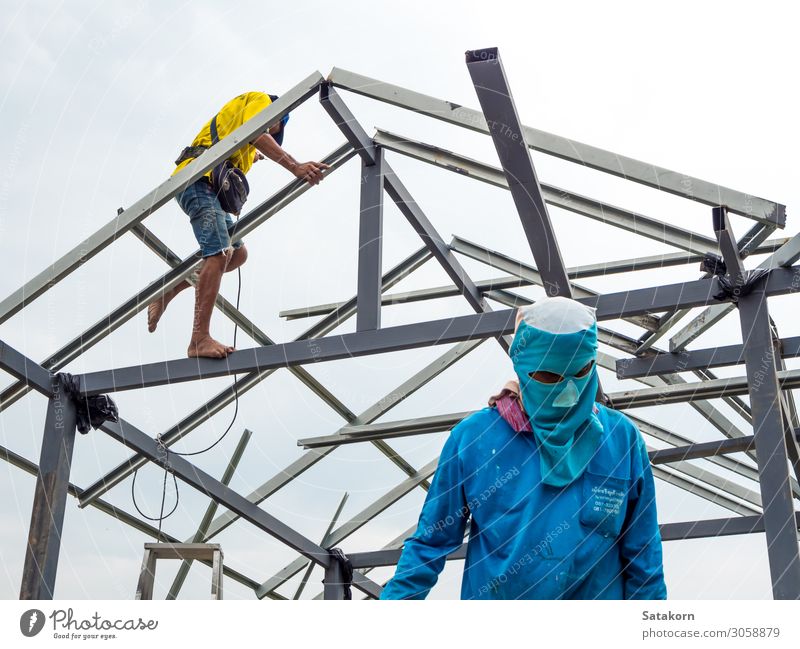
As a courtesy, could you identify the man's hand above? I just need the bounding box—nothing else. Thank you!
[252,133,330,185]
[292,161,330,186]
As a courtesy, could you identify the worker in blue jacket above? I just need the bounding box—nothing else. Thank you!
[379,296,667,599]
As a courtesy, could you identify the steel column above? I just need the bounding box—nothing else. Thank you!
[715,206,800,599]
[20,376,78,599]
[356,148,385,330]
[322,554,346,600]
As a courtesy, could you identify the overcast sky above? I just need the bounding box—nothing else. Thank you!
[1,0,798,600]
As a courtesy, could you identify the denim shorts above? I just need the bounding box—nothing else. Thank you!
[175,178,244,258]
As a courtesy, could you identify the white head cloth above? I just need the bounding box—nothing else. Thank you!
[515,296,597,335]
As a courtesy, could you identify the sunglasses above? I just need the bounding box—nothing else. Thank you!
[529,360,595,385]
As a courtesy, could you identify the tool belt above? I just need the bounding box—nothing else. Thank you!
[174,114,250,215]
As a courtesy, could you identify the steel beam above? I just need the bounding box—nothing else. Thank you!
[0,72,325,324]
[637,209,767,354]
[465,47,571,296]
[631,217,779,355]
[376,129,782,259]
[0,340,53,396]
[280,248,432,321]
[281,275,527,319]
[653,461,760,514]
[302,402,759,485]
[649,436,756,465]
[97,418,328,563]
[772,324,800,490]
[306,416,760,474]
[20,376,78,599]
[606,350,751,464]
[598,352,765,483]
[660,514,799,542]
[75,267,800,396]
[609,368,800,408]
[630,415,757,483]
[356,148,385,330]
[297,408,761,512]
[617,336,800,379]
[299,412,470,448]
[739,221,778,256]
[329,67,784,225]
[303,410,759,464]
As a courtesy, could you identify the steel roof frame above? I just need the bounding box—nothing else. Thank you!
[2,47,799,601]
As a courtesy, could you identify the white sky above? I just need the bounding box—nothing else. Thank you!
[1,0,798,599]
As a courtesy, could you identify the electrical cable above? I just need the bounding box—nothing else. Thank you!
[131,246,243,529]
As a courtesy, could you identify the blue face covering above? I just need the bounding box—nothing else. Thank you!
[510,319,604,488]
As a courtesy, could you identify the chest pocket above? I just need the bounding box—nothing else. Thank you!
[579,470,631,538]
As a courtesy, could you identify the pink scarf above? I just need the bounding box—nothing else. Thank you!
[488,379,598,433]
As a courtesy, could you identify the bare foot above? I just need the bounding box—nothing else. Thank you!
[147,300,166,333]
[188,336,235,359]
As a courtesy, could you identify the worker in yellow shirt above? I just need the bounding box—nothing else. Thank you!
[147,91,329,359]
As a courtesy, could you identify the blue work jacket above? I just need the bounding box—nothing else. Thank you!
[379,404,667,599]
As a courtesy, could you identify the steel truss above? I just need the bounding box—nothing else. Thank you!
[2,47,799,600]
